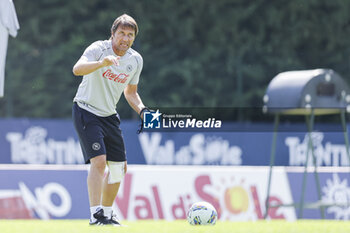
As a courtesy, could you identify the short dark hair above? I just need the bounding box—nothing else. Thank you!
[110,14,138,38]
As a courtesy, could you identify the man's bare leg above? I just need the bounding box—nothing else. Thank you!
[88,155,106,221]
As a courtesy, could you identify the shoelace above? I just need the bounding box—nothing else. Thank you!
[111,214,119,220]
[110,213,121,225]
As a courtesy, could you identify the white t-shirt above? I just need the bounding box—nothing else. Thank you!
[73,40,143,116]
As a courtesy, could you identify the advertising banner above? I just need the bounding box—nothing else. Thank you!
[287,171,350,220]
[113,166,296,221]
[0,119,349,166]
[0,165,349,220]
[0,119,84,164]
[0,165,295,221]
[0,165,89,219]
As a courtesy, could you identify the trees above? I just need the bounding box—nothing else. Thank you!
[1,0,350,120]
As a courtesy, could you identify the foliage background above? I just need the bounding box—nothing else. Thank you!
[1,0,350,120]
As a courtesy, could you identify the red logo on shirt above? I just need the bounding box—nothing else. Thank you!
[102,69,129,83]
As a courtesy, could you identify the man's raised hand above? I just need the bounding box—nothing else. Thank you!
[101,55,120,67]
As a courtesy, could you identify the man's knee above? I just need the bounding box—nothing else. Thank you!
[107,161,126,184]
[90,155,107,173]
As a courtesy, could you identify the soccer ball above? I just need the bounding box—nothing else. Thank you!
[187,201,217,225]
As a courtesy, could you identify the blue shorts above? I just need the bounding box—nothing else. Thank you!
[72,102,126,164]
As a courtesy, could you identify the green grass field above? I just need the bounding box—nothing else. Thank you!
[1,220,350,233]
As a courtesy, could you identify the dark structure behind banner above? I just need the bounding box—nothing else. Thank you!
[263,69,350,219]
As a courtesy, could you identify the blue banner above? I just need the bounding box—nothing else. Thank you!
[287,172,350,219]
[0,168,89,219]
[0,165,350,220]
[0,118,349,166]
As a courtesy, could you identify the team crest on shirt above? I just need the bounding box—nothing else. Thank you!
[126,64,133,72]
[92,142,101,151]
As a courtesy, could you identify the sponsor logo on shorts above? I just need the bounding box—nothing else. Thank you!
[92,142,101,151]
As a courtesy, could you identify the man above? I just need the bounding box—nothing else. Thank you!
[72,14,148,225]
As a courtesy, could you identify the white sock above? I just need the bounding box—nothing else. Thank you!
[102,206,113,218]
[90,205,102,221]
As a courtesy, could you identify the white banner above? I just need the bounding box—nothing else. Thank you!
[114,166,296,221]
